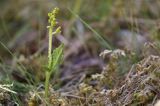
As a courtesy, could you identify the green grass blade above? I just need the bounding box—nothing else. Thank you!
[68,8,112,49]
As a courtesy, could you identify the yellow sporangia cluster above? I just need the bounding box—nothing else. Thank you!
[48,8,59,27]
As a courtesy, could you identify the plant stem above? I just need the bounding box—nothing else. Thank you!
[45,71,50,98]
[48,27,53,69]
[45,27,53,98]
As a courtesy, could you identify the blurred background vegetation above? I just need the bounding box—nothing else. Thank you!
[0,0,160,105]
[0,0,160,92]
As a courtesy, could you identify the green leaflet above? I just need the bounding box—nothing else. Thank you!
[49,44,64,74]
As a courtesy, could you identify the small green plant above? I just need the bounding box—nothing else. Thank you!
[45,8,64,98]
